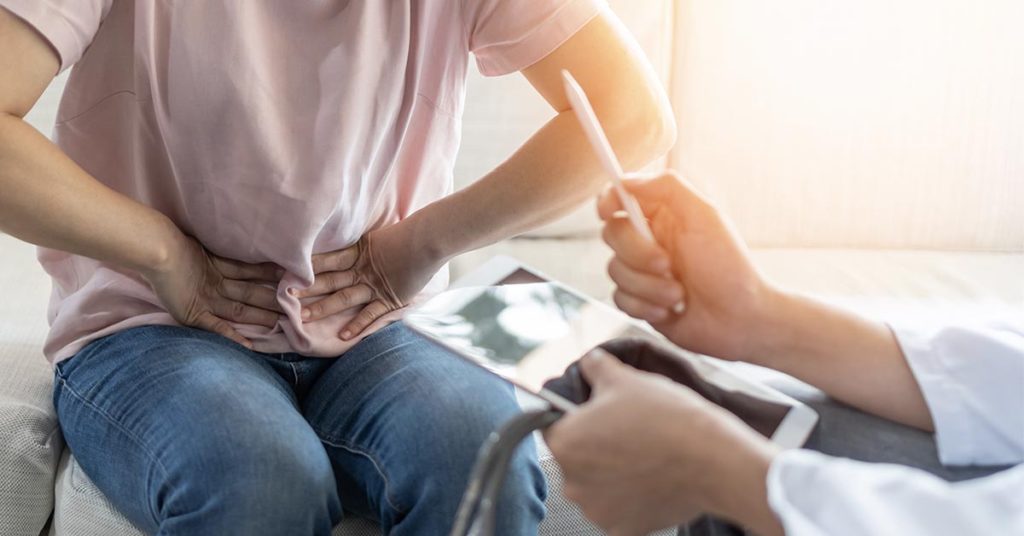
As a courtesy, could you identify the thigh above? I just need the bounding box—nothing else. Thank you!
[302,322,545,530]
[53,325,334,532]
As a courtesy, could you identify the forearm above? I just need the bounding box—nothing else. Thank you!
[407,106,668,262]
[750,288,934,431]
[705,438,784,536]
[0,113,183,276]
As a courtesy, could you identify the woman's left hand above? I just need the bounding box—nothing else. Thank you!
[293,222,444,340]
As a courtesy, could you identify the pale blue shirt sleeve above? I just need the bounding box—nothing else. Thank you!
[766,321,1024,535]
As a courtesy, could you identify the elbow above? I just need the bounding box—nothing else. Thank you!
[602,94,677,171]
[643,100,677,163]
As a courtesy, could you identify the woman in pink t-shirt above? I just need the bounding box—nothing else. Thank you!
[0,1,673,533]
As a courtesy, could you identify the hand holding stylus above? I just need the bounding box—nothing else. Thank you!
[597,172,775,363]
[561,71,684,313]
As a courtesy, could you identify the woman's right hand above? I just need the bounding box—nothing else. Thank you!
[598,172,779,362]
[141,233,284,349]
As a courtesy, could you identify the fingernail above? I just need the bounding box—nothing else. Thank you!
[340,330,351,340]
[301,308,310,320]
[649,308,669,322]
[586,349,606,362]
[652,258,669,272]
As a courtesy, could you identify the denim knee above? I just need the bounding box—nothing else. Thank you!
[160,435,341,535]
[390,384,548,526]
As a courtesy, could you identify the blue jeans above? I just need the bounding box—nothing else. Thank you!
[53,323,546,535]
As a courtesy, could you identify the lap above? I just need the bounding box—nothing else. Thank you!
[302,322,543,524]
[55,322,543,533]
[54,325,334,531]
[303,323,522,441]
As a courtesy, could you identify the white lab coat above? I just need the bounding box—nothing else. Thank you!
[767,322,1024,535]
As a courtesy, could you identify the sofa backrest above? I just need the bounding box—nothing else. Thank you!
[671,0,1024,251]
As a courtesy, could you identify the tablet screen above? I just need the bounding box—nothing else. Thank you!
[406,267,796,438]
[406,274,651,395]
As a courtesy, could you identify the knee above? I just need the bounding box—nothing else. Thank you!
[398,382,548,509]
[231,440,337,505]
[499,437,549,522]
[406,404,548,531]
[163,436,340,533]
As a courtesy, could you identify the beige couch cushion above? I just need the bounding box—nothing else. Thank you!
[0,234,61,536]
[0,340,62,536]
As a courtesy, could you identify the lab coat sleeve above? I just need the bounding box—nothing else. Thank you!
[895,322,1024,466]
[767,450,1024,536]
[767,322,1024,535]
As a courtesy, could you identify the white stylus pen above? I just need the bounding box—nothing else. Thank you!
[562,70,685,314]
[561,70,655,242]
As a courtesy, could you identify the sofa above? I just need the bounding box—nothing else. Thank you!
[3,1,1022,535]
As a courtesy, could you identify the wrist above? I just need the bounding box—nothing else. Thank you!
[702,428,784,536]
[401,208,459,266]
[138,215,188,280]
[742,286,810,368]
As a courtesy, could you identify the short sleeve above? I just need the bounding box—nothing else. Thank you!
[0,0,113,72]
[462,0,606,77]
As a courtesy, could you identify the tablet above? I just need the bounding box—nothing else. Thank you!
[404,257,818,448]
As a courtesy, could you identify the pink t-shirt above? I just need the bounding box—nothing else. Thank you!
[3,0,604,363]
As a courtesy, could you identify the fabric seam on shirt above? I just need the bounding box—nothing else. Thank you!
[415,91,458,119]
[55,89,138,126]
[458,0,469,52]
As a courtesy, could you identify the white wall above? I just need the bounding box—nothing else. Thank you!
[23,70,67,136]
[671,0,1024,251]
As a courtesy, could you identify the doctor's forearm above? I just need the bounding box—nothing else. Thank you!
[407,106,672,263]
[750,289,935,431]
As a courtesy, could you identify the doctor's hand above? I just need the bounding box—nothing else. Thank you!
[598,172,777,362]
[544,350,782,536]
[143,234,284,349]
[293,221,444,339]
